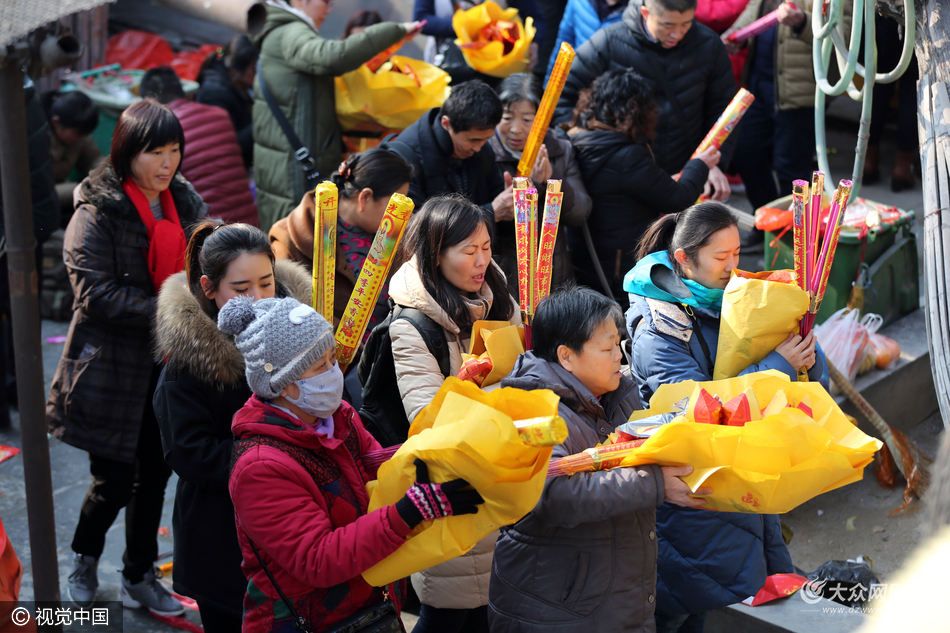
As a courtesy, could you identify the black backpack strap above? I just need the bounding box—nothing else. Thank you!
[256,60,321,185]
[680,304,714,374]
[393,306,451,379]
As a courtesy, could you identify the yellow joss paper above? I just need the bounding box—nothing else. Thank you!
[713,269,809,380]
[453,0,536,77]
[334,56,451,131]
[617,371,881,514]
[363,378,559,586]
[469,320,526,387]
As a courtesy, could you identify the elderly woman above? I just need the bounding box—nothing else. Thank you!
[489,286,708,633]
[489,73,592,295]
[48,100,206,613]
[251,0,423,230]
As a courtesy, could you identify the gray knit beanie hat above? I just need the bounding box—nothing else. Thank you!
[217,295,335,398]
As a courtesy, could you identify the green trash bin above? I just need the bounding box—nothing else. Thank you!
[762,195,919,328]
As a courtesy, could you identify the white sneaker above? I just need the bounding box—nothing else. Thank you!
[67,553,99,607]
[120,567,185,616]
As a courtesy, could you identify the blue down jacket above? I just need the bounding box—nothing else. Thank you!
[544,0,624,82]
[624,255,827,614]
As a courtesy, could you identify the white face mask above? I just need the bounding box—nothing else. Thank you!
[286,361,344,419]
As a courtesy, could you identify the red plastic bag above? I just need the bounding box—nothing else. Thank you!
[754,206,792,232]
[742,573,808,606]
[171,45,219,81]
[106,30,174,71]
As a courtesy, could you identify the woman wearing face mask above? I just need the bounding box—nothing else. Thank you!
[251,0,424,230]
[221,296,484,633]
[269,148,411,332]
[489,73,591,296]
[152,221,311,632]
[624,202,827,633]
[48,100,206,613]
[388,195,519,633]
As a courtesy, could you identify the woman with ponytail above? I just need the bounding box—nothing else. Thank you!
[48,100,206,613]
[269,147,411,331]
[153,220,311,631]
[624,202,826,633]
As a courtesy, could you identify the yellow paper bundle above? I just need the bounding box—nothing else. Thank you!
[453,0,536,78]
[334,56,452,131]
[362,378,559,586]
[714,269,809,380]
[457,320,527,387]
[616,371,881,513]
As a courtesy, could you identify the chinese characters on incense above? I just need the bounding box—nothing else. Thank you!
[313,182,338,323]
[335,193,415,369]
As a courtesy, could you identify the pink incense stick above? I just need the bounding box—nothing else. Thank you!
[807,171,825,298]
[728,3,799,43]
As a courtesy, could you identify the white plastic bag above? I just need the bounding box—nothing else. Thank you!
[815,308,870,388]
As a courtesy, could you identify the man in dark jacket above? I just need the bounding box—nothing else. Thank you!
[489,287,708,633]
[554,0,738,200]
[394,80,513,222]
[195,36,257,170]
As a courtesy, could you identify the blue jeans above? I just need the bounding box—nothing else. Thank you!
[730,76,816,211]
[654,609,707,633]
[411,605,488,633]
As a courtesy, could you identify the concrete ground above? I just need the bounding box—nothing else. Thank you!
[0,95,935,632]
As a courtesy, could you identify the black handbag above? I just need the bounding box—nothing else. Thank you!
[246,537,404,633]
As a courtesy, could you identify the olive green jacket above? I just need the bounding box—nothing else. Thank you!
[251,2,405,231]
[729,0,814,109]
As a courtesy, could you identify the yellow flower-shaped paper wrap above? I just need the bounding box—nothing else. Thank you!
[458,320,527,387]
[453,1,536,78]
[335,56,452,131]
[362,377,559,587]
[617,371,881,514]
[714,269,809,380]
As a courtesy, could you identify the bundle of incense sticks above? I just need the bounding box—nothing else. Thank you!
[361,415,569,472]
[693,88,755,157]
[517,42,575,178]
[513,177,532,315]
[335,193,415,370]
[536,181,563,304]
[313,182,338,323]
[793,174,853,337]
[546,439,647,478]
[727,2,799,43]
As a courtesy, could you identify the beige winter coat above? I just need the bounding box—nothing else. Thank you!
[727,0,815,109]
[388,256,520,609]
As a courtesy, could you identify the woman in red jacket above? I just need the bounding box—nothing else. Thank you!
[218,295,484,632]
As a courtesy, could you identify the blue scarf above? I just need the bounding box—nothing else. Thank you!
[623,251,724,312]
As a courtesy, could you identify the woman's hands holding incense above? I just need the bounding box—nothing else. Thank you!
[531,145,552,189]
[696,146,721,171]
[661,465,712,509]
[776,331,817,370]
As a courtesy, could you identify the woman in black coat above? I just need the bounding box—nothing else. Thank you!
[48,100,206,613]
[196,35,258,169]
[153,221,311,632]
[565,68,719,310]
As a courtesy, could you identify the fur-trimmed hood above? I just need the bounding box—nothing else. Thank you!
[154,258,311,386]
[77,161,206,235]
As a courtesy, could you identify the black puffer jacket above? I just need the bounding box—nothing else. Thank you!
[395,108,505,213]
[489,352,663,633]
[152,259,311,617]
[566,129,707,308]
[196,59,254,169]
[47,162,206,463]
[554,0,738,175]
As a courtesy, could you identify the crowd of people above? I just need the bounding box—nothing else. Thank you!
[0,0,917,631]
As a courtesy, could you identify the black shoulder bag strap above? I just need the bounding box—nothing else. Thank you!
[393,306,451,379]
[680,304,714,374]
[256,60,321,185]
[246,536,314,633]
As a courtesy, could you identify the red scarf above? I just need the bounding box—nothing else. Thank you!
[122,177,187,292]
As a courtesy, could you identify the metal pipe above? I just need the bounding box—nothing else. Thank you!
[0,63,63,617]
[154,0,268,34]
